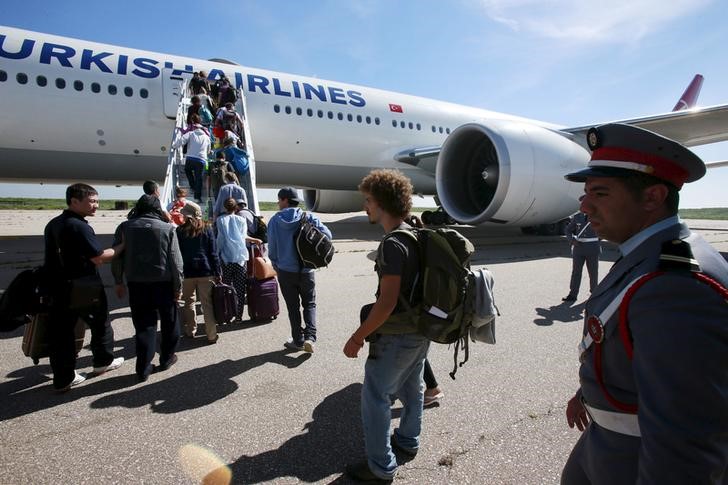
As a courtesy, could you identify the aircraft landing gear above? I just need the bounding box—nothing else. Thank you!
[421,207,455,226]
[521,218,570,236]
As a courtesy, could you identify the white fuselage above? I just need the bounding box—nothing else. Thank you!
[0,25,559,193]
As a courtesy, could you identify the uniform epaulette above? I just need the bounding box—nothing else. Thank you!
[658,239,701,272]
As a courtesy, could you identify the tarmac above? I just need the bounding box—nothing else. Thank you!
[1,210,727,484]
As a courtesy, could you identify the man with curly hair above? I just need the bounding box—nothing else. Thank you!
[344,169,430,482]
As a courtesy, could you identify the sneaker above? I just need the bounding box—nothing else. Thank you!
[154,354,178,373]
[56,371,86,393]
[208,336,219,345]
[344,461,393,483]
[92,357,125,376]
[283,339,304,351]
[303,340,315,353]
[562,294,577,302]
[423,388,444,407]
[391,433,418,458]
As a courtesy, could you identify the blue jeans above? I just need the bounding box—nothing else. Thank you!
[277,270,316,345]
[362,333,430,479]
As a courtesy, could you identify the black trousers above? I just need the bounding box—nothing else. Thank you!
[49,291,114,389]
[128,281,179,378]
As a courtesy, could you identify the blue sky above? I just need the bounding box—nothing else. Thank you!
[1,0,727,208]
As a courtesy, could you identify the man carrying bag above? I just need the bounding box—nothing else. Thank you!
[44,183,125,392]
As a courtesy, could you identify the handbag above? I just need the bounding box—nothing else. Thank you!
[68,274,105,310]
[250,245,276,280]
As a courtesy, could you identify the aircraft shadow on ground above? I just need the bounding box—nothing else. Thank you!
[225,382,364,484]
[533,301,586,326]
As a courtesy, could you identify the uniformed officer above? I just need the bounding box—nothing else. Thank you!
[563,207,600,302]
[561,123,728,484]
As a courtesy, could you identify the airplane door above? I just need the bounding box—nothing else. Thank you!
[161,68,192,119]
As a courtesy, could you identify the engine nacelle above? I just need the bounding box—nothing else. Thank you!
[436,121,589,226]
[303,189,364,213]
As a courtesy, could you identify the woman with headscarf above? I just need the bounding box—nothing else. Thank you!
[112,194,183,382]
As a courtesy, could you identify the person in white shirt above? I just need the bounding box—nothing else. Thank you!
[172,113,211,201]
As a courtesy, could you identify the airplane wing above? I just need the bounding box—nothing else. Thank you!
[396,104,728,174]
[394,145,440,174]
[563,103,728,147]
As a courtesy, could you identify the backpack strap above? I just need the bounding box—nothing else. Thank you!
[381,229,420,311]
[589,238,728,414]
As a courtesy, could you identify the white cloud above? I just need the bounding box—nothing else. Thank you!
[477,0,712,43]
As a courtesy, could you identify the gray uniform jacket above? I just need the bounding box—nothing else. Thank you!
[111,216,184,294]
[575,221,728,483]
[566,212,601,256]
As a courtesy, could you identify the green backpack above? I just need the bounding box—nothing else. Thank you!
[383,227,476,378]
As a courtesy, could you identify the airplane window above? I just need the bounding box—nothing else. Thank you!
[16,73,28,85]
[416,123,421,131]
[400,121,405,128]
[337,112,343,120]
[74,80,83,91]
[36,75,47,87]
[356,115,362,123]
[55,78,66,89]
[431,126,436,133]
[273,104,281,113]
[439,127,444,134]
[285,106,292,114]
[392,120,397,127]
[307,108,313,117]
[375,117,380,125]
[446,128,451,134]
[347,114,353,122]
[366,116,371,124]
[0,70,6,82]
[317,110,324,118]
[140,88,149,99]
[124,87,133,97]
[108,84,117,95]
[296,107,302,115]
[328,111,333,119]
[91,82,100,93]
[408,122,413,129]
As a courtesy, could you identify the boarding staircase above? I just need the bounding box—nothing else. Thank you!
[160,82,260,218]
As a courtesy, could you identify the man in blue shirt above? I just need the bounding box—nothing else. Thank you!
[268,187,332,353]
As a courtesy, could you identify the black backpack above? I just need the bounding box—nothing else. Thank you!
[0,266,51,332]
[295,212,333,269]
[244,209,268,243]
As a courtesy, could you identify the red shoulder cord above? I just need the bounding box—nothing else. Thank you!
[594,271,728,414]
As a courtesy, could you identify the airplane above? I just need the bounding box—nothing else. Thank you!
[1,26,727,234]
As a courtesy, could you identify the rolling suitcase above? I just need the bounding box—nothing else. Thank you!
[22,313,86,365]
[247,276,279,322]
[212,282,238,324]
[246,245,279,322]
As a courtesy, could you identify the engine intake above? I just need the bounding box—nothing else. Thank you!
[436,121,588,226]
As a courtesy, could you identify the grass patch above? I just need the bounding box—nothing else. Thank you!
[678,208,728,220]
[0,198,284,212]
[0,198,136,210]
[1,198,725,220]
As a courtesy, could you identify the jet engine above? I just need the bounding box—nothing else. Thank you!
[303,189,364,213]
[436,120,589,226]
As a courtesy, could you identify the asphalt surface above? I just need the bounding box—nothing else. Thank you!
[1,210,727,484]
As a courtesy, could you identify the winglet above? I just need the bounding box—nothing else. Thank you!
[673,74,704,111]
